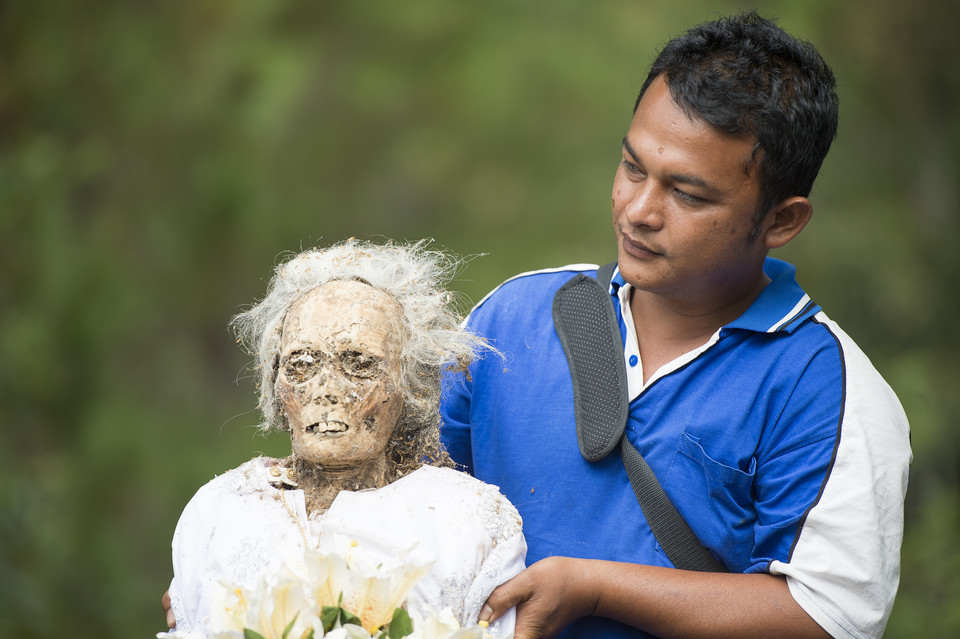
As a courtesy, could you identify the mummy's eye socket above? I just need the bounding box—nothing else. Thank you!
[282,350,323,384]
[340,350,381,378]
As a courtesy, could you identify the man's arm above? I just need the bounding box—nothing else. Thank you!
[480,556,830,639]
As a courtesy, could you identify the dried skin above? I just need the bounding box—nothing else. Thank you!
[275,281,406,507]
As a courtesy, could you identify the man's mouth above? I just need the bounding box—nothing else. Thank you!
[621,233,663,257]
[306,421,348,435]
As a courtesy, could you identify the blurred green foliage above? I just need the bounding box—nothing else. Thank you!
[1,1,957,637]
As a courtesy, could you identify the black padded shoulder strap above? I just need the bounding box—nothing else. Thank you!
[552,264,627,461]
[552,261,727,572]
[620,435,727,572]
[596,261,617,291]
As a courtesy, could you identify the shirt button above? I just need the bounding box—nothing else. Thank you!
[628,355,639,367]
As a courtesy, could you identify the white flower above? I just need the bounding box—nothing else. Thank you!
[199,541,441,638]
[406,606,487,639]
[210,566,322,639]
[323,625,376,639]
[303,542,431,634]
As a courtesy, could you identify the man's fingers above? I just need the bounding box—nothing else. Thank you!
[479,573,534,624]
[482,557,598,639]
[162,589,175,629]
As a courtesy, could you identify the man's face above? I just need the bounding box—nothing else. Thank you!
[611,75,771,308]
[276,280,405,468]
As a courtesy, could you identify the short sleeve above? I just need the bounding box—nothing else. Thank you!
[768,320,911,639]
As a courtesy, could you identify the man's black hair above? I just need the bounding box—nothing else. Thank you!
[636,12,839,238]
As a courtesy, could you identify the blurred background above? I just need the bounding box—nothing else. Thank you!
[1,1,957,636]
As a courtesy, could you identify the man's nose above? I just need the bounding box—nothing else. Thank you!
[624,182,665,229]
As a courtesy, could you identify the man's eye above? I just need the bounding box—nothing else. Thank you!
[340,350,380,378]
[674,188,704,204]
[621,160,643,175]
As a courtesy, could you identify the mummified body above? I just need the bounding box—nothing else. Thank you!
[162,240,526,638]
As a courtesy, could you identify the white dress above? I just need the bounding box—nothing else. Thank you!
[166,459,526,637]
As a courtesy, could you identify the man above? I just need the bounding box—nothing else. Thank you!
[441,12,911,639]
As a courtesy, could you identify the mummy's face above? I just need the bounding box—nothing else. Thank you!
[276,280,405,468]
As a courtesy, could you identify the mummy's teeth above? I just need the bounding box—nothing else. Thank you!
[306,422,347,434]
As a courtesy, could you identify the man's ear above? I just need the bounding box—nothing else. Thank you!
[762,196,812,249]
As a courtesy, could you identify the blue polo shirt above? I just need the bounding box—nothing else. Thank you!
[440,257,909,639]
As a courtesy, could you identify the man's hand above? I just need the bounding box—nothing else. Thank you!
[479,557,600,639]
[162,589,175,629]
[479,557,830,639]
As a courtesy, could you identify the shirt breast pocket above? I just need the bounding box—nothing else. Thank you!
[662,432,757,569]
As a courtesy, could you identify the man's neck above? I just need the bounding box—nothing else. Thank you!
[628,273,770,383]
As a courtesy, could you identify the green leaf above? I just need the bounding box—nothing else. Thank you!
[321,605,341,632]
[282,612,300,639]
[244,629,267,639]
[388,608,413,639]
[340,608,362,628]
